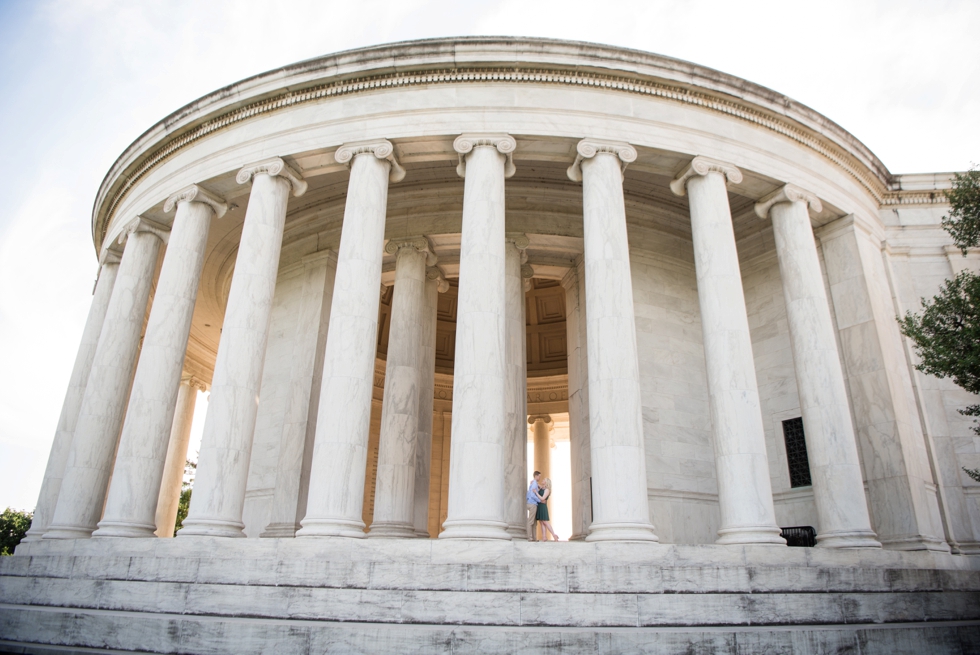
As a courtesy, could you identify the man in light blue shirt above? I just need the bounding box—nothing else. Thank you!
[526,471,542,541]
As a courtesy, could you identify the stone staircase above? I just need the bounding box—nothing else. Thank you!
[1,537,979,654]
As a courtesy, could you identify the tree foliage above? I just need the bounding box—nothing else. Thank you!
[0,508,33,555]
[899,166,980,435]
[173,458,196,536]
[942,168,980,254]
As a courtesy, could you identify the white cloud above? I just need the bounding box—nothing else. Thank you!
[0,0,977,510]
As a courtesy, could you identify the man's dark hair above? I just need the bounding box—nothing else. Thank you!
[533,471,541,477]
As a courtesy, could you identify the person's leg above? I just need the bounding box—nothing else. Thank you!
[526,504,537,541]
[545,521,558,540]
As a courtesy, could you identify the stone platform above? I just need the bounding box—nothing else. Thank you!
[2,538,980,654]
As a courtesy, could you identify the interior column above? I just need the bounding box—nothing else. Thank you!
[370,237,434,537]
[504,235,530,538]
[154,376,203,537]
[671,156,784,546]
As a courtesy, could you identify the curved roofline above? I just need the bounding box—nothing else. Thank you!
[92,36,895,251]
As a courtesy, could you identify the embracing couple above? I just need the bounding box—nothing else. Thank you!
[525,470,559,541]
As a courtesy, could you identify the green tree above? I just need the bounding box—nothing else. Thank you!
[0,508,33,555]
[899,167,980,435]
[173,458,196,536]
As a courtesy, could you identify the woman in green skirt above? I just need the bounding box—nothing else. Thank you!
[535,478,559,541]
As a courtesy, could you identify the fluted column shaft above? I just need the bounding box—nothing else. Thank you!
[440,134,516,540]
[569,139,658,542]
[672,157,783,545]
[757,186,880,548]
[96,187,225,537]
[370,240,430,537]
[180,159,305,538]
[504,237,530,538]
[530,416,553,483]
[562,261,593,541]
[154,378,200,537]
[299,140,402,538]
[23,255,120,541]
[412,269,446,537]
[45,222,166,539]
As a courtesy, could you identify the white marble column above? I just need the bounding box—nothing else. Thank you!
[44,217,168,539]
[95,185,226,538]
[179,159,306,538]
[567,138,658,542]
[529,415,554,483]
[412,267,448,538]
[23,250,121,541]
[440,133,516,541]
[154,376,204,537]
[671,156,784,545]
[562,260,593,541]
[298,140,404,538]
[504,235,530,538]
[370,237,435,537]
[261,251,338,538]
[755,184,880,548]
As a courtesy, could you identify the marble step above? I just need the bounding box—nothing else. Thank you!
[1,605,979,655]
[2,573,979,628]
[4,552,979,595]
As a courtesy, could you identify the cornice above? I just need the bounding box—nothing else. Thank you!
[93,38,898,249]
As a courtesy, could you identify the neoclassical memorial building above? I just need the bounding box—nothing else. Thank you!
[2,37,980,653]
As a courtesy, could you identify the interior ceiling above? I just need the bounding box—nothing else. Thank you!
[177,136,841,382]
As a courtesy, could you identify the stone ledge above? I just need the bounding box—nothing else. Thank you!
[1,607,979,655]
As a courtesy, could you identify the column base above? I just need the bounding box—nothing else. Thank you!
[438,519,512,540]
[568,532,589,542]
[296,518,366,539]
[879,535,951,553]
[505,525,526,539]
[816,529,882,549]
[92,521,158,538]
[260,522,300,538]
[585,521,659,543]
[367,521,417,538]
[716,525,786,546]
[177,518,246,538]
[42,524,94,540]
[414,529,433,539]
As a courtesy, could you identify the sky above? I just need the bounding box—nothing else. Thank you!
[0,0,978,512]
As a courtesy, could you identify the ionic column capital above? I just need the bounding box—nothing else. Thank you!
[567,138,637,182]
[426,266,450,293]
[528,414,554,429]
[118,215,170,246]
[236,157,308,196]
[521,263,535,291]
[453,133,516,179]
[181,375,209,393]
[335,139,406,183]
[670,156,743,196]
[385,235,437,266]
[754,183,823,219]
[163,184,228,218]
[505,232,530,251]
[99,247,123,267]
